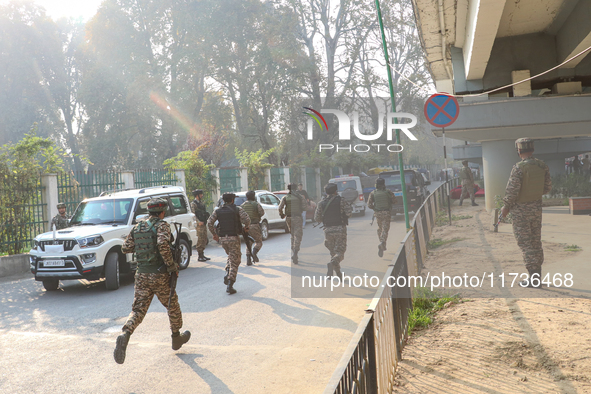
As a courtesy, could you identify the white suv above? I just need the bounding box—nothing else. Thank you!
[328,175,366,215]
[29,186,198,291]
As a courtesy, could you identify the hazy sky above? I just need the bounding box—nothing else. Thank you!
[3,0,104,21]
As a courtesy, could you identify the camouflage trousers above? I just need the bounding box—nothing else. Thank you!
[511,200,544,271]
[374,211,391,243]
[459,180,475,204]
[287,216,303,252]
[324,226,347,270]
[123,272,182,334]
[220,236,241,282]
[196,223,208,253]
[246,223,263,256]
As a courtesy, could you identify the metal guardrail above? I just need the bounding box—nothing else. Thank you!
[324,179,459,394]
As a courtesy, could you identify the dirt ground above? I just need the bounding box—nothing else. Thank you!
[393,204,591,393]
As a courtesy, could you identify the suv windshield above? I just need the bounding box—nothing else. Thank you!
[70,199,133,225]
[333,180,357,191]
[217,196,247,207]
[380,173,415,186]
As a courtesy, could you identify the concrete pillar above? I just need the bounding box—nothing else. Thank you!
[283,167,290,188]
[545,158,566,176]
[239,168,248,192]
[300,166,307,189]
[174,169,186,192]
[314,168,321,201]
[41,174,58,232]
[211,168,220,204]
[482,140,517,211]
[120,171,134,190]
[264,168,271,190]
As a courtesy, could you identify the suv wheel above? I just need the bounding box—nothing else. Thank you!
[43,279,59,291]
[105,252,120,290]
[178,239,190,270]
[261,220,269,241]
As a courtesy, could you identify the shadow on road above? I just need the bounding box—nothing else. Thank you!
[177,353,234,394]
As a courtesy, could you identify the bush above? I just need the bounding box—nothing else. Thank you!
[549,173,591,198]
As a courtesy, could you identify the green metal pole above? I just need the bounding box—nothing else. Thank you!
[374,0,411,230]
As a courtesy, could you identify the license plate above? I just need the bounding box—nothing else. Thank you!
[44,260,65,267]
[395,192,403,196]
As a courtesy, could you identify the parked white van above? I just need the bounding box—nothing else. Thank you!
[327,175,366,215]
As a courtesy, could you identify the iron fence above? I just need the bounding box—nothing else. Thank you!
[219,168,241,194]
[324,178,458,394]
[0,182,46,254]
[58,171,125,214]
[134,169,177,189]
[270,168,285,192]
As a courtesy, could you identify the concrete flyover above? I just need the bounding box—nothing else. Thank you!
[411,0,591,210]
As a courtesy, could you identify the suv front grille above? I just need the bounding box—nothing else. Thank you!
[39,240,77,251]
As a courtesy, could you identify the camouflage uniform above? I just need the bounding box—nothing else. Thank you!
[191,198,210,255]
[367,188,396,244]
[278,191,306,262]
[121,217,182,334]
[503,153,552,272]
[240,200,265,257]
[51,214,70,230]
[459,165,475,205]
[207,204,250,282]
[314,193,353,274]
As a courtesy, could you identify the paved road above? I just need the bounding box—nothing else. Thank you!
[0,192,436,393]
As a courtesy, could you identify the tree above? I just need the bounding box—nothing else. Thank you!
[163,148,216,206]
[235,148,276,190]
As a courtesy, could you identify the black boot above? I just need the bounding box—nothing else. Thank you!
[114,330,131,364]
[459,199,463,206]
[326,262,333,277]
[203,254,211,261]
[334,265,343,280]
[471,202,479,206]
[226,279,237,294]
[252,247,260,263]
[223,267,230,285]
[198,252,207,262]
[292,250,298,265]
[382,242,387,251]
[246,255,252,266]
[172,330,191,350]
[378,243,384,257]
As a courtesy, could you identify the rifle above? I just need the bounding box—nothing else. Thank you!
[234,206,256,257]
[159,222,182,309]
[370,212,375,226]
[493,212,503,230]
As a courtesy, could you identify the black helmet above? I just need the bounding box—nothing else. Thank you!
[324,183,338,195]
[192,189,204,197]
[222,193,236,203]
[375,178,385,186]
[246,190,256,200]
[287,183,297,191]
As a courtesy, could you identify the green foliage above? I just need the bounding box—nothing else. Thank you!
[494,194,512,224]
[564,244,582,252]
[549,173,591,198]
[163,149,216,207]
[427,237,466,249]
[0,129,69,254]
[409,287,459,332]
[235,148,276,190]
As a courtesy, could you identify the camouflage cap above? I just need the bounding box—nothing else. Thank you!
[57,203,66,209]
[515,138,534,152]
[147,198,168,213]
[192,189,204,196]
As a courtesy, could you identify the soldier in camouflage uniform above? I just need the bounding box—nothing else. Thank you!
[191,189,211,262]
[459,160,478,206]
[314,183,353,278]
[114,198,190,364]
[207,193,250,294]
[241,191,265,266]
[51,203,70,230]
[278,183,306,264]
[367,178,397,257]
[501,138,552,288]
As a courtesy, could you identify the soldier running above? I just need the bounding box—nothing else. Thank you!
[278,183,306,264]
[314,183,353,278]
[114,198,190,364]
[367,178,396,257]
[240,191,265,266]
[459,160,478,206]
[191,189,211,262]
[51,203,70,230]
[207,193,250,294]
[501,138,552,288]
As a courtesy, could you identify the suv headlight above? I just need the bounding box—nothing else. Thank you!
[77,235,104,248]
